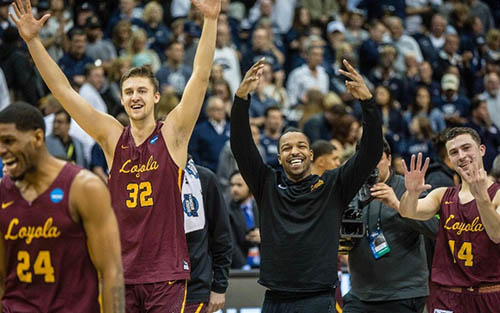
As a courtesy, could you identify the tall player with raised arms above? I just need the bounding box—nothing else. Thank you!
[399,127,500,313]
[9,0,221,311]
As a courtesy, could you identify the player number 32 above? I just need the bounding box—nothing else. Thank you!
[17,250,55,283]
[126,181,154,208]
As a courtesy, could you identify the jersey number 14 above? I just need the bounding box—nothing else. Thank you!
[448,240,473,267]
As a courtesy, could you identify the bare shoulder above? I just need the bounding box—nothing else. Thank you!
[70,170,109,207]
[428,187,448,200]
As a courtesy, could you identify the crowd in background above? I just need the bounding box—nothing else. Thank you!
[0,0,500,269]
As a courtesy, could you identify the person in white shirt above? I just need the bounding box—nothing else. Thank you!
[482,72,500,129]
[214,22,241,95]
[286,41,329,107]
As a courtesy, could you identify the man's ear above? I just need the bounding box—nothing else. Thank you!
[277,153,282,165]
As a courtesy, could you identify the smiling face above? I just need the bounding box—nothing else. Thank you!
[446,133,485,175]
[0,124,43,180]
[278,132,313,182]
[121,76,160,122]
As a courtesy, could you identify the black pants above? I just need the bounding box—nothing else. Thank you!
[262,290,336,313]
[342,292,427,313]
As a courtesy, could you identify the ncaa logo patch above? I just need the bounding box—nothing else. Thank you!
[149,135,159,144]
[50,188,64,203]
[183,194,199,217]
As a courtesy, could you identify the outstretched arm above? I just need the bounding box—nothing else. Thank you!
[230,59,268,200]
[164,0,221,168]
[10,0,123,156]
[399,153,445,220]
[336,60,383,205]
[71,171,124,313]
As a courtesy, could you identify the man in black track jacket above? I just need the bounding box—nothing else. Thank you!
[182,158,232,313]
[230,58,383,312]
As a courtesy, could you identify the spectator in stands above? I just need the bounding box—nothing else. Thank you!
[260,62,289,112]
[58,27,94,86]
[414,61,442,105]
[260,106,284,169]
[404,0,433,34]
[228,171,260,270]
[217,124,265,202]
[111,19,132,56]
[79,64,108,114]
[249,76,277,126]
[311,140,341,176]
[156,40,192,97]
[426,130,458,189]
[323,20,345,68]
[105,57,131,116]
[485,28,500,64]
[491,154,500,181]
[105,0,142,38]
[242,27,284,74]
[0,0,14,39]
[0,67,9,111]
[213,22,241,95]
[189,96,230,172]
[303,99,347,143]
[466,96,500,172]
[85,16,116,68]
[388,16,423,75]
[482,72,500,129]
[436,73,470,127]
[399,116,437,165]
[286,41,328,107]
[212,78,233,119]
[38,0,72,62]
[343,139,437,313]
[285,6,312,66]
[358,20,385,76]
[300,0,339,25]
[467,0,495,33]
[344,8,368,49]
[73,1,95,29]
[90,142,108,183]
[139,1,171,63]
[436,33,463,79]
[406,85,446,133]
[0,27,44,106]
[46,109,87,167]
[374,85,408,139]
[330,113,361,154]
[368,45,406,105]
[126,28,161,73]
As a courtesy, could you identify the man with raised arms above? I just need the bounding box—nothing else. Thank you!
[399,127,500,313]
[9,0,220,311]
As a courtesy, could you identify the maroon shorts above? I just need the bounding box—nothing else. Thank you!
[125,280,187,313]
[184,302,207,313]
[428,284,500,313]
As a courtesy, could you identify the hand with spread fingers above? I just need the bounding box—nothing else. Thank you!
[339,59,372,101]
[191,0,221,20]
[401,153,432,195]
[9,0,50,42]
[456,162,490,202]
[236,58,266,99]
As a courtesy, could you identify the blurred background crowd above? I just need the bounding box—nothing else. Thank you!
[0,0,500,270]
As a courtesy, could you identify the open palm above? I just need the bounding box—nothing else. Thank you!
[191,0,221,19]
[9,0,50,42]
[402,153,431,194]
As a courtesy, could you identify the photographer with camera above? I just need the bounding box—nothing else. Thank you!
[342,139,439,313]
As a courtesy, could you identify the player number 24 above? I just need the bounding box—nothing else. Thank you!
[448,240,473,267]
[17,250,55,283]
[126,182,153,208]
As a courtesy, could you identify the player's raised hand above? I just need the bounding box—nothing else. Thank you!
[9,0,50,42]
[339,59,372,101]
[402,153,432,194]
[456,162,490,201]
[191,0,221,20]
[236,58,265,99]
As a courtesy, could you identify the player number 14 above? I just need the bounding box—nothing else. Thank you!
[17,250,55,283]
[448,240,473,266]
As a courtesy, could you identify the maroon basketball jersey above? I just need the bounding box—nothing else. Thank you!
[0,163,99,312]
[432,183,500,287]
[108,122,190,284]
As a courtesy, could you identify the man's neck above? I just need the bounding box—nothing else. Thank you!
[265,128,280,139]
[167,60,180,69]
[56,133,70,144]
[130,118,157,146]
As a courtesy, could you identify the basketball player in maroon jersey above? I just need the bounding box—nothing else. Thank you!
[399,127,500,313]
[9,0,220,311]
[0,102,124,312]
